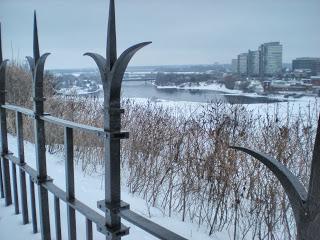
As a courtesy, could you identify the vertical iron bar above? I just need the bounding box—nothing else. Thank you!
[16,111,29,224]
[34,116,51,239]
[54,196,62,240]
[0,21,11,206]
[65,127,76,240]
[11,162,19,214]
[0,100,11,206]
[0,149,11,206]
[31,12,51,240]
[0,155,3,198]
[105,2,121,230]
[0,22,4,200]
[30,176,38,233]
[86,218,93,240]
[104,110,121,231]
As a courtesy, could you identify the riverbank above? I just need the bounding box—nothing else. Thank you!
[154,82,243,94]
[153,81,318,102]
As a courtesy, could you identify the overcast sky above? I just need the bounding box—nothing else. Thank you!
[0,0,319,69]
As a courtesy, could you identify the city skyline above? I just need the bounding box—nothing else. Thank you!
[0,0,319,69]
[232,42,283,78]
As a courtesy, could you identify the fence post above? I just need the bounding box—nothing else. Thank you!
[0,22,12,206]
[85,0,151,238]
[26,12,51,240]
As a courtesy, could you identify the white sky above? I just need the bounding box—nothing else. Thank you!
[0,0,319,69]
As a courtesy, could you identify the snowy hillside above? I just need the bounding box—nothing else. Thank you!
[0,134,228,240]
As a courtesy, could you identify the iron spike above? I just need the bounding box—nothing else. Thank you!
[33,11,40,63]
[106,0,117,71]
[308,115,320,201]
[0,22,3,63]
[229,146,306,222]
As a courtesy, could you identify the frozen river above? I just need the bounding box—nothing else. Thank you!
[117,81,283,104]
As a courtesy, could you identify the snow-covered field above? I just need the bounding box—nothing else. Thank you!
[130,95,319,120]
[1,96,319,240]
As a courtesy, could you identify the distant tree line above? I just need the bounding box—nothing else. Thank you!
[154,64,227,73]
[155,73,217,86]
[54,73,101,90]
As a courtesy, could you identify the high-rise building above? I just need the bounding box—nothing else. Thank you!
[248,50,260,76]
[259,42,283,76]
[231,59,238,73]
[292,57,320,76]
[232,41,283,77]
[238,53,248,75]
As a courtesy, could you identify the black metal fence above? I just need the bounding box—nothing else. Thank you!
[0,1,187,239]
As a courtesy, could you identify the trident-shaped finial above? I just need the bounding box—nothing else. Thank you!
[230,115,320,239]
[27,11,50,76]
[26,11,50,113]
[84,0,151,108]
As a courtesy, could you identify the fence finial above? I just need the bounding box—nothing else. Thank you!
[84,0,151,106]
[308,115,320,202]
[229,146,307,220]
[27,12,50,86]
[230,114,320,239]
[0,22,3,63]
[107,0,117,71]
[33,11,40,63]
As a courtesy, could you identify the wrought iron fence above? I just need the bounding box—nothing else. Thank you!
[0,1,187,239]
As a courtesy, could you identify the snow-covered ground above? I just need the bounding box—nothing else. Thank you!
[1,96,319,240]
[130,95,319,120]
[0,134,228,240]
